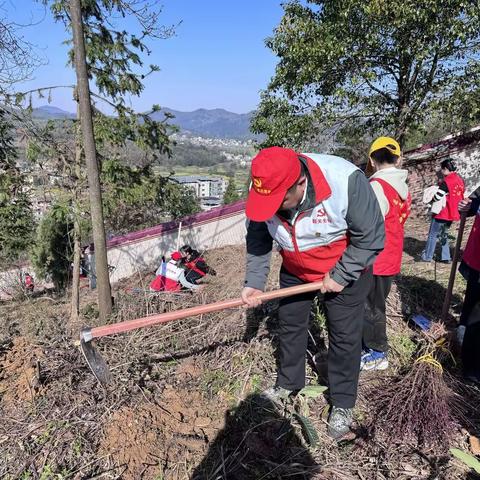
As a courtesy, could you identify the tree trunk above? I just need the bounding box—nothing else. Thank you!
[70,109,82,325]
[70,217,81,323]
[395,101,408,149]
[70,0,112,321]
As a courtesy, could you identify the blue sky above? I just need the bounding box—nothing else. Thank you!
[6,0,284,114]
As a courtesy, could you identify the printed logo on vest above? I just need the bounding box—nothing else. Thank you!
[313,207,330,224]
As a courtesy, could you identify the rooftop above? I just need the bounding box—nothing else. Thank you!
[171,175,224,184]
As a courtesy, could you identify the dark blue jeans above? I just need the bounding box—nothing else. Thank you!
[421,218,452,261]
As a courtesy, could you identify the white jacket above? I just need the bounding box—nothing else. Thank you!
[423,186,446,214]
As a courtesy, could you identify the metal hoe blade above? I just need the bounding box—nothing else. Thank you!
[80,334,111,386]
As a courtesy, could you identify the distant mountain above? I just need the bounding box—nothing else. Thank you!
[31,105,257,139]
[32,105,76,120]
[151,107,256,140]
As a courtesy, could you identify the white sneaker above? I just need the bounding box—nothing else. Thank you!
[360,349,389,371]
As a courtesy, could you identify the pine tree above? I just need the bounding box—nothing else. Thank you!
[222,178,240,205]
[0,109,34,263]
[40,0,177,320]
[30,203,74,292]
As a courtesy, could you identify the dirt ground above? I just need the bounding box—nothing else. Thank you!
[0,218,479,479]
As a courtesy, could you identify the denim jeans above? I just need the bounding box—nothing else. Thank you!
[421,218,452,261]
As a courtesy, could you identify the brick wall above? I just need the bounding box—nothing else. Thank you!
[401,127,480,218]
[404,158,439,218]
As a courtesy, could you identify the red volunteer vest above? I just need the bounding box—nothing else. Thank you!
[435,172,464,222]
[149,275,181,292]
[370,178,411,276]
[185,257,207,277]
[149,260,182,292]
[463,212,480,272]
[265,154,356,283]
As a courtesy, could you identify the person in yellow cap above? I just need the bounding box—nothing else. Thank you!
[361,137,411,371]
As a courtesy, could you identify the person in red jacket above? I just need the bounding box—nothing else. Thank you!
[421,159,465,263]
[360,137,411,371]
[24,273,34,293]
[457,187,480,383]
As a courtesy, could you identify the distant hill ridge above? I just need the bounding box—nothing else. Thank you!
[32,105,76,120]
[31,105,255,140]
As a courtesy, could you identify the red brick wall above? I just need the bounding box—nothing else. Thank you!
[404,158,439,218]
[396,128,480,218]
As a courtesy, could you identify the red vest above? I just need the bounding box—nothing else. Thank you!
[185,257,207,277]
[435,172,465,221]
[149,260,182,292]
[265,154,357,282]
[370,178,411,276]
[149,275,181,292]
[463,212,480,272]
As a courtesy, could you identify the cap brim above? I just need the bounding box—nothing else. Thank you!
[245,188,286,222]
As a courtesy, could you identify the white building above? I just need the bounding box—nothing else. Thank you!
[170,175,227,201]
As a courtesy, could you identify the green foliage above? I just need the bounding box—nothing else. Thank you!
[0,189,34,261]
[0,109,35,262]
[102,158,200,234]
[253,0,480,148]
[222,177,240,205]
[30,203,74,292]
[298,385,328,399]
[450,448,480,474]
[390,333,416,368]
[25,2,188,240]
[46,0,176,155]
[162,142,226,168]
[160,178,201,220]
[311,296,327,332]
[201,369,242,401]
[292,412,319,447]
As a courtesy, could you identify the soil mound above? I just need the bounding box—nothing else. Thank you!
[100,385,224,479]
[0,337,45,411]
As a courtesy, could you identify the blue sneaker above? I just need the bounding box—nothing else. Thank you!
[360,349,388,371]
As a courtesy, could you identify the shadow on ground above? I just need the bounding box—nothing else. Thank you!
[191,393,320,479]
[396,274,463,323]
[403,236,427,259]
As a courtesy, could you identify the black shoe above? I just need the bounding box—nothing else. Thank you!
[327,406,353,439]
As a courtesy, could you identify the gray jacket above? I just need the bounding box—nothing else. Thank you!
[245,163,385,290]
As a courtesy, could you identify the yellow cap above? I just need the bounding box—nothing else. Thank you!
[369,136,401,159]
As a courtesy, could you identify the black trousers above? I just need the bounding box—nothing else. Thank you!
[460,268,480,326]
[462,313,480,380]
[363,275,393,352]
[276,268,373,409]
[461,268,480,379]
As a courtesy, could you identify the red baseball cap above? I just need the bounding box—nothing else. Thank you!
[246,147,301,222]
[171,251,183,261]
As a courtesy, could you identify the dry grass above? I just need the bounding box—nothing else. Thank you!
[0,220,479,479]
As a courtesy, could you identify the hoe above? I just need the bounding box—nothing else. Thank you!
[80,281,325,385]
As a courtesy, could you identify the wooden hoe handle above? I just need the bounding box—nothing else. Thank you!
[440,213,467,323]
[82,281,324,341]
